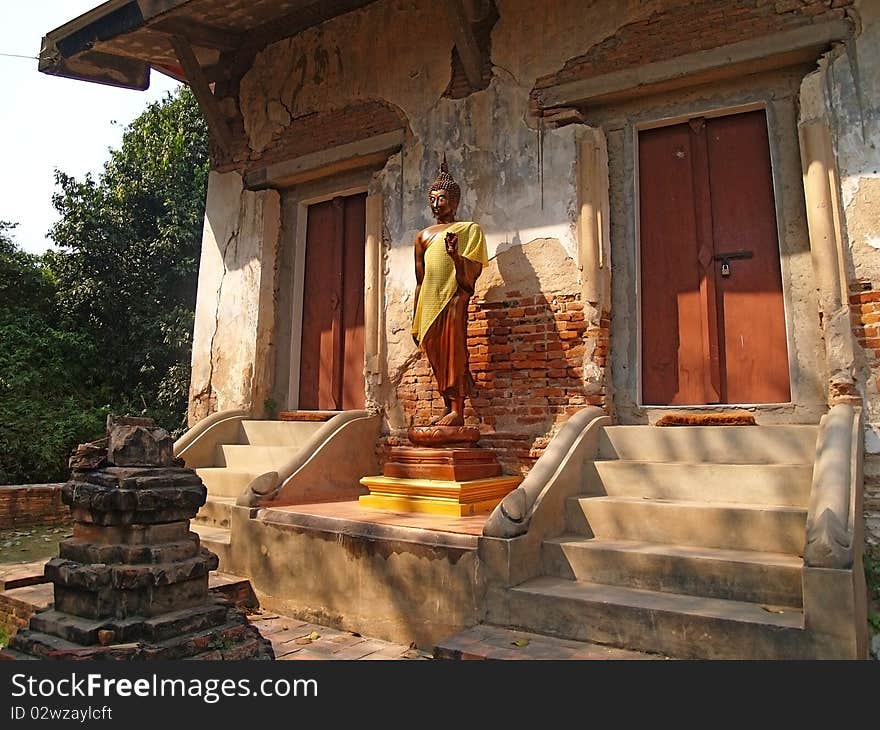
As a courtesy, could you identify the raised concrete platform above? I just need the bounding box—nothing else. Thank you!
[0,560,51,591]
[220,500,489,649]
[260,499,489,538]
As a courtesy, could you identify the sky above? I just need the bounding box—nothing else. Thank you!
[1,2,181,254]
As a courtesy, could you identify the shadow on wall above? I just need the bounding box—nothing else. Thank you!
[394,237,598,475]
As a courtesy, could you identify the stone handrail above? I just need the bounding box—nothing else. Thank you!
[804,403,863,569]
[483,406,609,538]
[237,410,381,507]
[173,409,249,468]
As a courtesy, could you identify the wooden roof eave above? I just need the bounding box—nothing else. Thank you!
[37,0,384,91]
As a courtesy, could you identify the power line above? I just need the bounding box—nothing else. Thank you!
[0,53,38,60]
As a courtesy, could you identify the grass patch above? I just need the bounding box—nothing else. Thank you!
[0,524,71,564]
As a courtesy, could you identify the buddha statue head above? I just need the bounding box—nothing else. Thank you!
[428,156,460,222]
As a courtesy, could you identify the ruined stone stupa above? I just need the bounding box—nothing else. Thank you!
[1,416,273,660]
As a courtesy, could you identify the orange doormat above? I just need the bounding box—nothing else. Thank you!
[654,412,756,426]
[278,410,337,422]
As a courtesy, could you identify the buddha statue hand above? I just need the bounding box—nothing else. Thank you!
[445,231,460,261]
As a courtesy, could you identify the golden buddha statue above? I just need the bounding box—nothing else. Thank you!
[411,159,488,430]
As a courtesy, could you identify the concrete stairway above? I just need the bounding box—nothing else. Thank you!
[506,423,823,659]
[191,420,325,569]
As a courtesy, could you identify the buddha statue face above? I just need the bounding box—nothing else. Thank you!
[428,158,461,223]
[430,188,457,221]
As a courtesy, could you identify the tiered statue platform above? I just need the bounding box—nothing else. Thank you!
[359,425,519,517]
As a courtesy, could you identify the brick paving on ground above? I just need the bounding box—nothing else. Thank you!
[246,612,431,660]
[248,614,666,660]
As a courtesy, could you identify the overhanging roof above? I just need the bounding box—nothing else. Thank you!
[39,0,379,90]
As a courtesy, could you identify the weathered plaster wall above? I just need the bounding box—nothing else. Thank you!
[191,0,865,451]
[234,0,612,452]
[814,0,880,542]
[188,171,281,425]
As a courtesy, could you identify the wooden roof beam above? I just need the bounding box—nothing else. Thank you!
[445,0,483,89]
[169,34,232,153]
[242,0,377,53]
[151,17,243,52]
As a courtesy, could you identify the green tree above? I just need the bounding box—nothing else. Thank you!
[47,86,209,433]
[0,87,208,484]
[0,222,105,483]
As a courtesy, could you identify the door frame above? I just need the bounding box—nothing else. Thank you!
[288,184,369,410]
[632,101,797,408]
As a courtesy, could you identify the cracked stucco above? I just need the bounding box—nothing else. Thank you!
[235,0,600,416]
[190,0,879,451]
[803,2,880,433]
[188,171,280,425]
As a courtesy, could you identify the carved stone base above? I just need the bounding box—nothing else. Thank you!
[383,446,501,481]
[358,475,521,517]
[6,602,273,660]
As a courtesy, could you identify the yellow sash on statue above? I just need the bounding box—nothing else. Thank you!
[412,221,488,345]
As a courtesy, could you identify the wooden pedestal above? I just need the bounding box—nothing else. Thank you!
[359,445,518,517]
[358,475,521,517]
[383,447,501,481]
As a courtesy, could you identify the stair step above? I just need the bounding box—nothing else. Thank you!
[434,624,666,660]
[598,424,817,464]
[567,496,806,553]
[239,419,324,446]
[542,537,803,607]
[196,468,261,499]
[588,461,812,507]
[509,576,811,659]
[192,524,231,572]
[219,445,300,470]
[193,496,236,529]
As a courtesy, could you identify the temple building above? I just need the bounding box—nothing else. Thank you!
[39,0,879,658]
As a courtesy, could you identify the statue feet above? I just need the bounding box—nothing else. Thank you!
[434,410,464,427]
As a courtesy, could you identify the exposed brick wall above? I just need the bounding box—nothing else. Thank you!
[0,592,37,636]
[0,485,68,529]
[0,584,51,638]
[443,1,498,99]
[385,293,610,475]
[234,101,406,173]
[850,283,880,545]
[851,286,880,366]
[534,0,853,93]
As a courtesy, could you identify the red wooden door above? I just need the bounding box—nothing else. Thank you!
[298,193,366,410]
[639,109,790,406]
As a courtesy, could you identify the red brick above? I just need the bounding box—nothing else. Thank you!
[851,291,880,304]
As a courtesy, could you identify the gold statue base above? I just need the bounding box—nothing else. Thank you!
[358,475,521,517]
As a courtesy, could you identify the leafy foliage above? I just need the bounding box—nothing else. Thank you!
[868,544,880,600]
[48,87,209,432]
[0,222,105,483]
[0,88,208,484]
[867,544,880,639]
